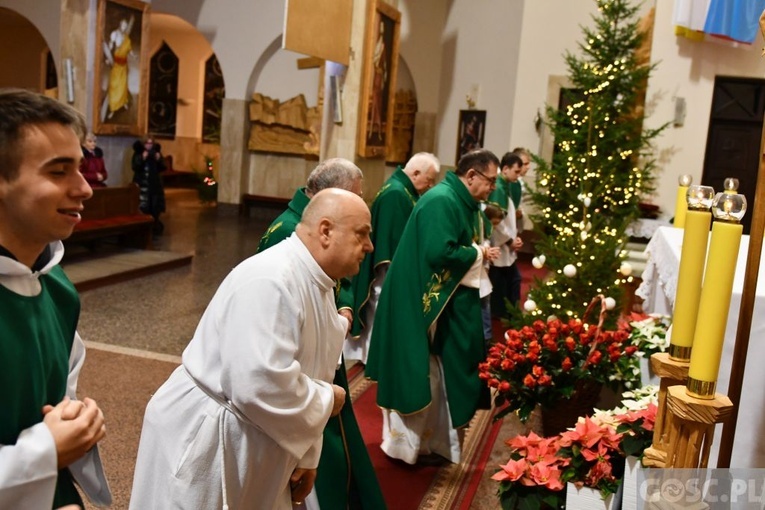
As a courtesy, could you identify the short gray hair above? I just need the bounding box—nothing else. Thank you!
[403,152,440,176]
[305,157,363,196]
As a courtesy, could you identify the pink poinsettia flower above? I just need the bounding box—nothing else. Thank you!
[526,444,559,466]
[492,458,527,482]
[580,441,610,462]
[585,459,615,486]
[506,431,545,452]
[527,462,565,490]
[558,417,606,448]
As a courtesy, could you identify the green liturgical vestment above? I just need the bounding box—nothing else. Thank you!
[487,173,511,213]
[0,266,83,508]
[509,180,522,209]
[350,166,418,337]
[256,199,384,510]
[366,171,490,428]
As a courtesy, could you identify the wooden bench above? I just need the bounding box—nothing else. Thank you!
[66,185,154,250]
[239,193,290,217]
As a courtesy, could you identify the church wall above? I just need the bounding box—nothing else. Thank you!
[645,0,765,221]
[434,0,522,168]
[508,0,601,162]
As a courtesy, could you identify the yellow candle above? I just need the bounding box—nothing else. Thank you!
[687,220,743,398]
[674,185,689,228]
[669,209,711,360]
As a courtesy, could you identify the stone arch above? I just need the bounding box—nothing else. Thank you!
[0,7,54,92]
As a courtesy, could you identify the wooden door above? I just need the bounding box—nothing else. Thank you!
[702,77,765,235]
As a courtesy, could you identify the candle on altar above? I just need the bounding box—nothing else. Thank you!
[668,185,714,362]
[687,192,747,399]
[674,174,693,228]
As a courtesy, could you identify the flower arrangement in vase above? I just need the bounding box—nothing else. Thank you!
[480,296,639,430]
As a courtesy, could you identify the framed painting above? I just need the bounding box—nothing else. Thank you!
[357,0,400,158]
[92,0,150,136]
[456,109,486,164]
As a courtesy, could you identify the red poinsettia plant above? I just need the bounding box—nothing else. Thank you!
[480,296,639,422]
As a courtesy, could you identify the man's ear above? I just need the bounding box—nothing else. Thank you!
[318,217,333,246]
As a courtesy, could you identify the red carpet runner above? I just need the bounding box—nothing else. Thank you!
[348,257,547,508]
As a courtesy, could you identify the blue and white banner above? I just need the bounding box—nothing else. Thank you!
[673,0,765,45]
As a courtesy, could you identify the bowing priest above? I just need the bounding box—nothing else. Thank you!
[346,152,440,364]
[366,148,500,465]
[130,189,374,509]
[256,159,385,510]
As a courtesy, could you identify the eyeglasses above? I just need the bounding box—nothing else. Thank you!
[472,169,496,186]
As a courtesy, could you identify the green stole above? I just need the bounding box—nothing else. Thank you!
[351,167,418,337]
[509,180,522,209]
[256,203,383,509]
[487,175,511,213]
[0,266,83,508]
[366,171,490,427]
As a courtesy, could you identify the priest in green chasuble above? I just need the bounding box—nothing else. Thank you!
[346,152,440,364]
[256,159,385,510]
[366,148,501,465]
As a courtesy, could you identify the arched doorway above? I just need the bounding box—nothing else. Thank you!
[0,8,55,93]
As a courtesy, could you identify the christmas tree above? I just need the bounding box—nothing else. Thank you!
[525,0,666,324]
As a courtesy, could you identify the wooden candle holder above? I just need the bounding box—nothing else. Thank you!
[642,352,689,468]
[662,385,733,468]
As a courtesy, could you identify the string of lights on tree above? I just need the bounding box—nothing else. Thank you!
[524,0,666,325]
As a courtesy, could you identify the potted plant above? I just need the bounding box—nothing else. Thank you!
[492,431,566,510]
[622,313,670,386]
[480,296,639,434]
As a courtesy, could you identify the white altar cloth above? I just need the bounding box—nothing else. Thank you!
[636,226,765,468]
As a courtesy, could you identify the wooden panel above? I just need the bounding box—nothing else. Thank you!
[283,0,352,66]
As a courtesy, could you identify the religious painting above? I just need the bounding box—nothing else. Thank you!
[93,0,150,136]
[456,109,486,164]
[357,0,400,158]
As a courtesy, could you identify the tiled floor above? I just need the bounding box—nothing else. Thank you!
[76,188,273,355]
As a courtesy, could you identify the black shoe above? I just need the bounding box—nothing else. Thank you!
[416,453,450,466]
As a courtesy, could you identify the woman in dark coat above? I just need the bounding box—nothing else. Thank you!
[132,137,166,234]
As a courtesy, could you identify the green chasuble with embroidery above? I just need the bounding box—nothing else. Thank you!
[0,266,84,508]
[350,166,418,337]
[256,187,308,253]
[256,200,384,510]
[366,171,491,428]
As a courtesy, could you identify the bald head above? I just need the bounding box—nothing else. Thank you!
[297,188,373,280]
